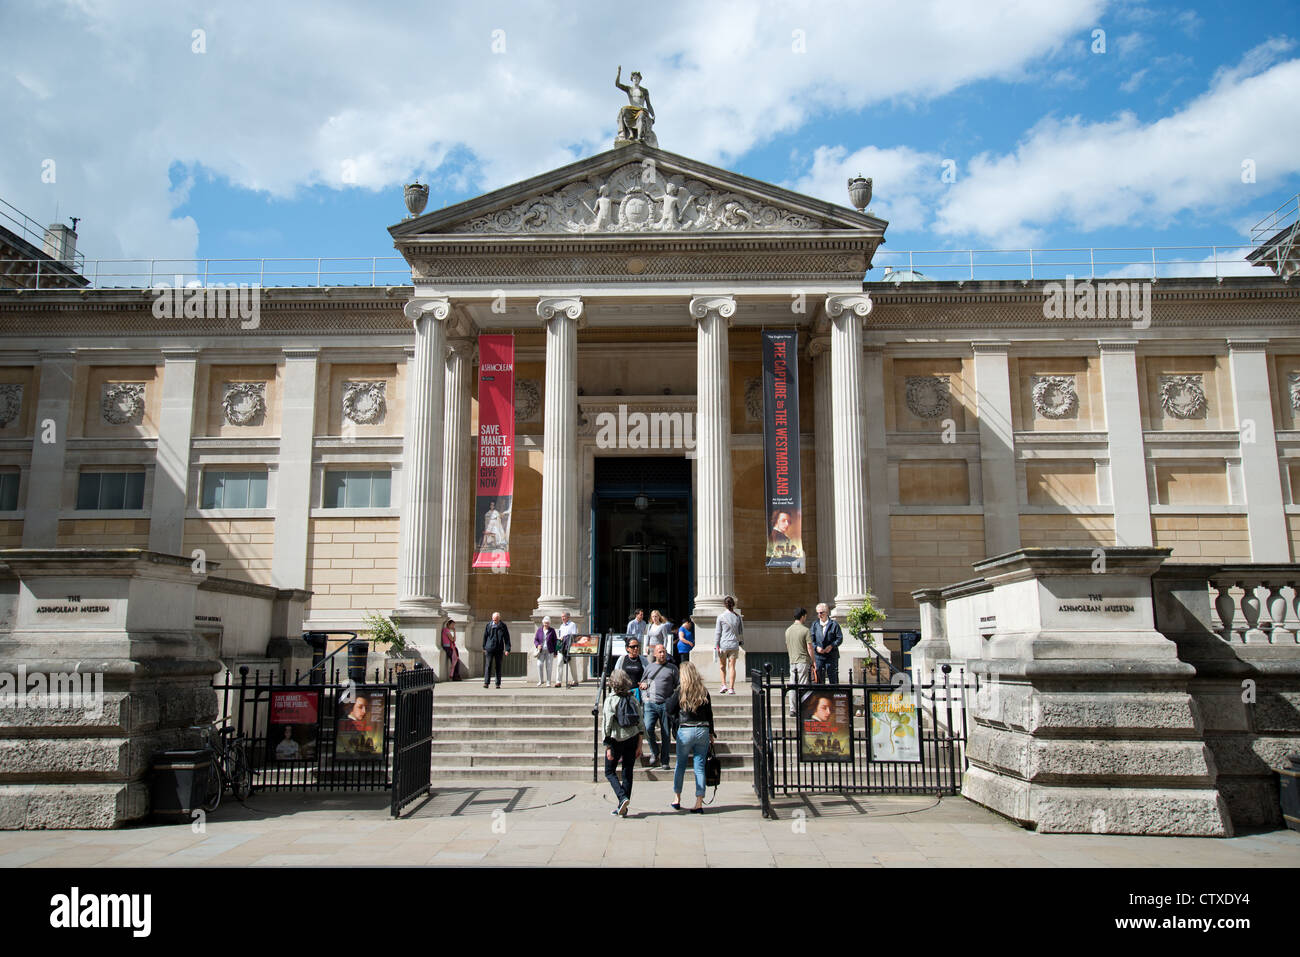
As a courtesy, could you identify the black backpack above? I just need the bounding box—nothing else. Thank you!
[615,692,640,728]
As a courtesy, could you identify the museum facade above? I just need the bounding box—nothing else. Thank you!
[2,142,1299,674]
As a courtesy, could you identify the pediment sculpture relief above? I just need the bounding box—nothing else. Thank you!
[451,163,820,235]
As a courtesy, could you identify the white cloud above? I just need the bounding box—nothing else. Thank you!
[0,0,1104,262]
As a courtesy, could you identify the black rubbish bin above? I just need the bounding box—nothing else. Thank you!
[151,750,213,823]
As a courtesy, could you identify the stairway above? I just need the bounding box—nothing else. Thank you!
[428,679,754,781]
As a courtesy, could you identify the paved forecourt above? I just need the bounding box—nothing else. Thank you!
[0,782,1297,868]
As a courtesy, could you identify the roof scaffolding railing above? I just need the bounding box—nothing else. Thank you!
[0,197,86,272]
[0,246,1279,291]
[1251,193,1300,246]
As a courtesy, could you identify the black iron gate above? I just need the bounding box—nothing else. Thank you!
[210,662,436,816]
[391,665,437,817]
[750,663,975,819]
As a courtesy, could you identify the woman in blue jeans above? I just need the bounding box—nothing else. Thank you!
[666,662,716,813]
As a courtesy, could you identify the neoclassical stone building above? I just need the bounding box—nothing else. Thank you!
[2,143,1298,676]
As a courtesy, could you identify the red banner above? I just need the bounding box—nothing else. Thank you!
[472,335,515,568]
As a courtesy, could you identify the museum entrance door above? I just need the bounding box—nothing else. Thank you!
[591,456,692,635]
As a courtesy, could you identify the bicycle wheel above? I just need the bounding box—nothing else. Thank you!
[200,751,222,813]
[229,741,253,802]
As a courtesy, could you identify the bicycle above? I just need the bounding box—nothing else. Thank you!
[191,721,253,812]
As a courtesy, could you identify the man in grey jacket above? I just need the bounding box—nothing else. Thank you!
[810,602,843,684]
[639,644,679,769]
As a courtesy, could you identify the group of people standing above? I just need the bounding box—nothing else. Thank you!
[783,602,845,714]
[601,638,716,816]
[625,595,745,695]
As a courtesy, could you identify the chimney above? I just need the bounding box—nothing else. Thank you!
[42,222,77,265]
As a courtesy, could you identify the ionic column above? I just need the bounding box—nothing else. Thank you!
[1228,339,1288,561]
[690,296,737,618]
[395,297,449,614]
[438,334,475,618]
[534,297,584,619]
[809,336,836,608]
[825,294,873,616]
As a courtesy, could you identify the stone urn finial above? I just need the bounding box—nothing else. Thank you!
[847,175,872,212]
[404,182,429,218]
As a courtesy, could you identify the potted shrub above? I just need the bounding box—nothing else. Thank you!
[844,595,887,646]
[362,612,409,672]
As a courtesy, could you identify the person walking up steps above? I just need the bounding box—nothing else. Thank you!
[602,670,643,817]
[715,596,743,694]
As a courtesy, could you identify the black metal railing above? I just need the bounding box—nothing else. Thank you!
[590,635,614,782]
[212,663,412,794]
[749,662,975,819]
[390,665,437,818]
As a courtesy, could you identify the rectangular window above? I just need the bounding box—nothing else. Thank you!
[323,470,391,509]
[0,470,18,511]
[201,470,268,510]
[76,470,146,510]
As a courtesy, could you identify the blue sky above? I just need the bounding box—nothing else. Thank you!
[2,0,1298,280]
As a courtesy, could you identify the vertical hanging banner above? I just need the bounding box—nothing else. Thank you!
[763,330,804,569]
[472,334,515,569]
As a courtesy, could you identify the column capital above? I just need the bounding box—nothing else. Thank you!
[160,348,201,362]
[537,296,586,326]
[1097,339,1139,354]
[688,295,736,325]
[971,340,1009,356]
[824,293,872,321]
[282,347,320,361]
[403,296,452,325]
[1226,338,1269,353]
[807,335,832,359]
[445,336,476,362]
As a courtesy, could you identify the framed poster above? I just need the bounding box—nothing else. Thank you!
[798,689,853,763]
[868,690,922,763]
[333,686,388,761]
[567,634,599,656]
[267,689,320,763]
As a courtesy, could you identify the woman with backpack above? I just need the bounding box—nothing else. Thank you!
[602,669,644,817]
[667,661,716,813]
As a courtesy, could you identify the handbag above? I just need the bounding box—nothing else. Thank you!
[704,744,722,788]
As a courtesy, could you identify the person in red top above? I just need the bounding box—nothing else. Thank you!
[440,618,462,680]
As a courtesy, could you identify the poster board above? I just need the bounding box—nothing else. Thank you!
[798,688,853,763]
[868,689,922,763]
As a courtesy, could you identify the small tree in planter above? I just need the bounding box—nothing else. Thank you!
[844,595,888,646]
[362,612,409,657]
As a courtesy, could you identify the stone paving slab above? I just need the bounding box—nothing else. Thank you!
[1,780,1297,868]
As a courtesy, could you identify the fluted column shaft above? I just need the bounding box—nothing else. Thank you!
[810,338,837,608]
[826,294,873,615]
[396,298,449,612]
[691,296,736,617]
[438,336,475,616]
[535,297,583,618]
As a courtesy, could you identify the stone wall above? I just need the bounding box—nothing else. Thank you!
[182,518,275,585]
[1152,515,1251,562]
[889,514,985,609]
[304,517,399,619]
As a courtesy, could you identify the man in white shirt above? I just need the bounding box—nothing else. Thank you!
[556,610,579,688]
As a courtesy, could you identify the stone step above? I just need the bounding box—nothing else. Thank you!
[429,754,753,771]
[431,727,751,741]
[427,765,751,781]
[431,716,753,730]
[431,696,753,711]
[429,739,751,754]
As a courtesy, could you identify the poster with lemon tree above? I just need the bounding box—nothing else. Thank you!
[868,690,921,763]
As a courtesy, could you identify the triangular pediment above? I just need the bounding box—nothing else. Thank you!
[389,144,886,239]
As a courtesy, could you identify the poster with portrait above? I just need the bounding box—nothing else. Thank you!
[798,688,852,763]
[566,634,600,656]
[333,686,388,762]
[267,689,319,764]
[472,334,514,569]
[868,690,922,763]
[762,330,804,570]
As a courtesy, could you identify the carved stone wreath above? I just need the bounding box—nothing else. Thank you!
[1031,375,1079,420]
[221,382,267,426]
[102,383,146,425]
[452,162,820,235]
[905,376,951,420]
[342,380,387,425]
[743,377,763,423]
[1289,372,1300,413]
[0,383,22,428]
[1158,374,1208,419]
[514,379,541,422]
